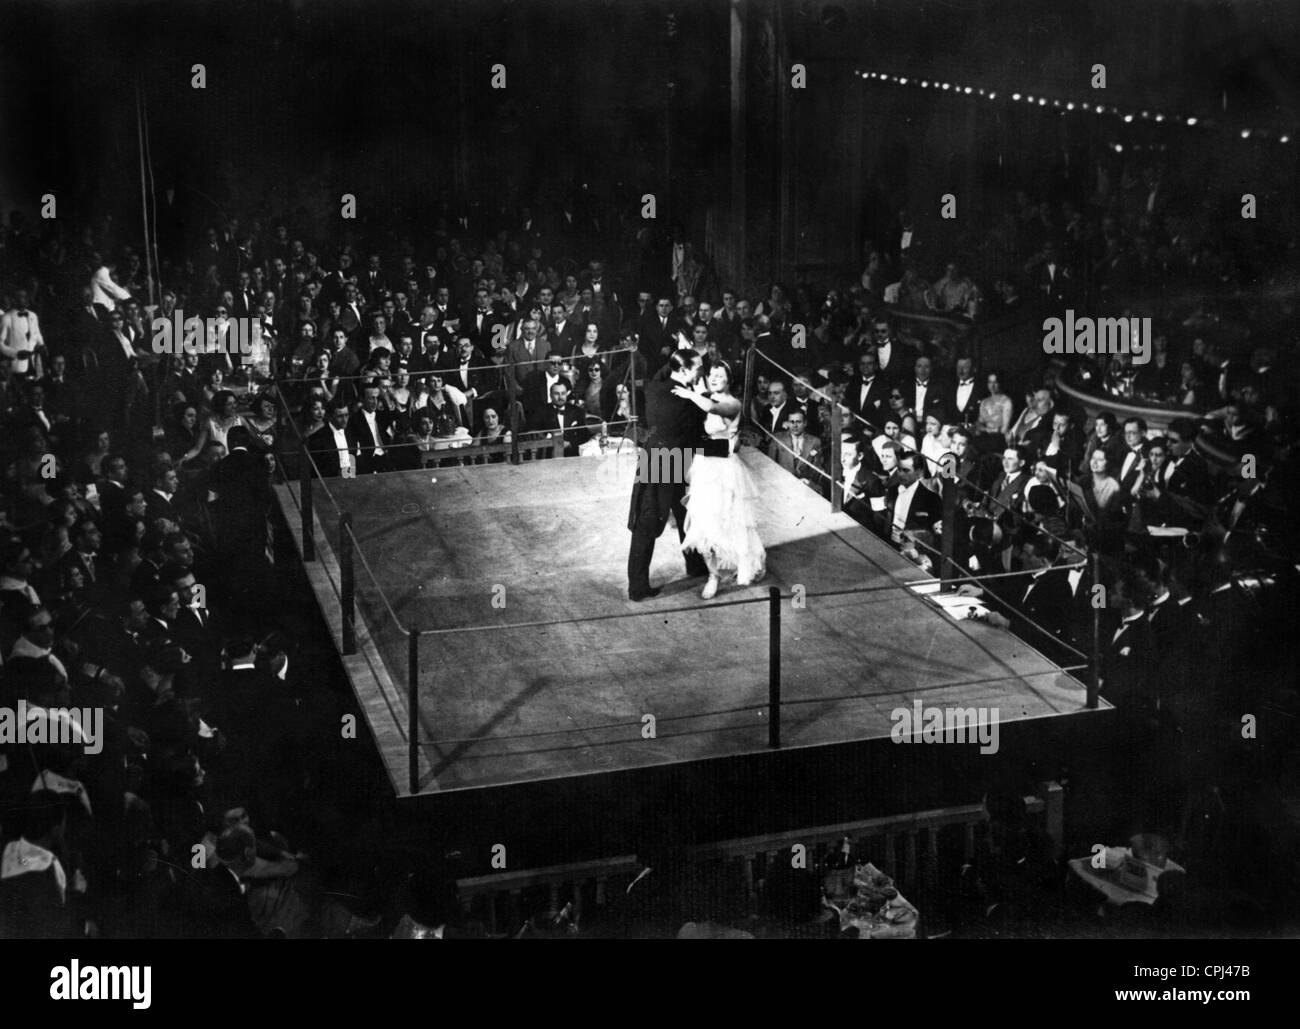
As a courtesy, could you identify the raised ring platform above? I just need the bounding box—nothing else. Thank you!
[274,448,1104,797]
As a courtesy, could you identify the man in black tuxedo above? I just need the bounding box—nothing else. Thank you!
[307,401,354,478]
[847,351,889,431]
[626,350,713,600]
[463,288,501,350]
[207,427,273,569]
[530,381,591,457]
[347,383,392,474]
[146,465,181,527]
[885,452,943,546]
[1034,410,1086,475]
[1159,418,1212,508]
[519,352,572,421]
[1100,576,1157,719]
[999,535,1078,666]
[946,357,982,426]
[906,355,945,422]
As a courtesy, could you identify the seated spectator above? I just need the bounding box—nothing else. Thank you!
[298,397,327,442]
[919,412,951,477]
[306,400,354,479]
[575,360,606,421]
[529,380,590,457]
[240,392,279,453]
[471,406,511,463]
[1080,411,1126,477]
[407,412,460,469]
[214,824,379,939]
[886,451,942,547]
[1082,448,1126,548]
[165,405,203,468]
[872,413,917,466]
[73,428,113,489]
[773,410,823,492]
[1037,410,1086,476]
[1009,389,1054,450]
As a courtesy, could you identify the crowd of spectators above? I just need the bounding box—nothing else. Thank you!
[1,146,1297,934]
[735,161,1299,866]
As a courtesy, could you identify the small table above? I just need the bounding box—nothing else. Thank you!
[1068,847,1184,907]
[822,862,920,939]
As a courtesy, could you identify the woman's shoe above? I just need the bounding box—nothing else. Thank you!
[701,575,720,600]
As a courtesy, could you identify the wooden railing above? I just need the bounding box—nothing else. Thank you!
[689,801,989,904]
[457,855,641,935]
[454,785,1063,934]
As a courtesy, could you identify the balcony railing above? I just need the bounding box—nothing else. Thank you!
[454,783,1063,934]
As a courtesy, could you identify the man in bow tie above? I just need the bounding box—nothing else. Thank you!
[530,380,591,457]
[909,355,943,421]
[0,289,45,379]
[947,356,980,425]
[848,351,888,427]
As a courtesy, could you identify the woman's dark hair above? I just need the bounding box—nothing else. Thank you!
[1094,410,1119,433]
[210,389,237,413]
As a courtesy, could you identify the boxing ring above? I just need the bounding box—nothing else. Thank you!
[272,439,1102,798]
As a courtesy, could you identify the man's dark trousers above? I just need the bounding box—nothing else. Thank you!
[627,474,708,597]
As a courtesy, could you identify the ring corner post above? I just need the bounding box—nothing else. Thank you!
[408,625,422,794]
[1088,550,1101,709]
[340,512,355,655]
[940,474,958,591]
[299,440,315,562]
[830,402,843,513]
[743,344,757,426]
[768,585,782,749]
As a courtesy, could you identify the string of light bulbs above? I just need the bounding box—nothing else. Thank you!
[853,70,1292,145]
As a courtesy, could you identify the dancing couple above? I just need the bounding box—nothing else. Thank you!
[626,350,766,601]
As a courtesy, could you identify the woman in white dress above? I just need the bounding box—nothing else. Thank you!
[672,363,767,599]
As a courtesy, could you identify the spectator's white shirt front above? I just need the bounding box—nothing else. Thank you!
[912,379,930,414]
[858,376,875,411]
[1120,448,1143,482]
[956,379,974,415]
[892,481,919,542]
[331,425,353,474]
[363,410,384,455]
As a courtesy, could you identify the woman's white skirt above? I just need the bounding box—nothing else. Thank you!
[682,454,767,584]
